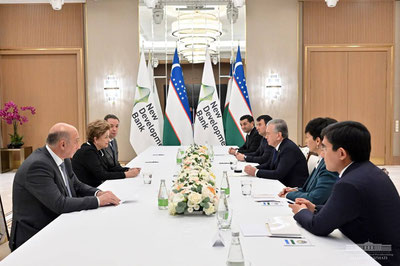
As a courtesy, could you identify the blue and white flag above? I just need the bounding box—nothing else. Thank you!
[163,49,193,145]
[225,46,253,146]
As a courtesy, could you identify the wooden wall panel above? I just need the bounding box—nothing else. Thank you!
[0,53,80,151]
[308,51,348,123]
[304,47,392,164]
[303,1,394,45]
[0,4,83,48]
[348,51,387,161]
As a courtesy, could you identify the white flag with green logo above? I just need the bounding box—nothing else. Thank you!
[130,51,162,154]
[194,50,226,145]
[147,57,163,139]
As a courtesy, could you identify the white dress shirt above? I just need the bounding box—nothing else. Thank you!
[46,145,100,205]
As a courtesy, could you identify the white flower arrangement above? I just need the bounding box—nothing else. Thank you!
[169,145,218,216]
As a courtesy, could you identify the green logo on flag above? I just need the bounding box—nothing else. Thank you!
[133,85,150,107]
[199,84,214,103]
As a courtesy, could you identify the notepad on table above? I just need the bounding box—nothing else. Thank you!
[265,216,302,238]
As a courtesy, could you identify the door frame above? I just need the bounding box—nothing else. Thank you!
[303,45,394,165]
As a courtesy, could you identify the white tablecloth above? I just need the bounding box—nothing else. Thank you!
[1,146,378,266]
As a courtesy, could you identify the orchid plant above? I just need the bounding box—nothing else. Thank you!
[0,101,36,148]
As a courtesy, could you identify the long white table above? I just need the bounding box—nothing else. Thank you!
[1,146,378,266]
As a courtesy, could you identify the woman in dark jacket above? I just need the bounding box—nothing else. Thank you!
[72,120,140,187]
[278,117,339,204]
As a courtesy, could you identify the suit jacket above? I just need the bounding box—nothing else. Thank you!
[100,139,128,172]
[244,137,275,165]
[256,138,308,187]
[294,161,400,266]
[286,158,338,205]
[72,141,126,187]
[237,127,262,154]
[9,147,98,251]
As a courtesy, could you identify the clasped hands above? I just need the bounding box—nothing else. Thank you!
[125,167,141,178]
[288,198,316,215]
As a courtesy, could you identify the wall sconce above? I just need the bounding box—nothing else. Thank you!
[104,75,120,103]
[266,73,282,102]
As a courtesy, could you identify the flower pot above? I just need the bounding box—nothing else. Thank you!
[7,143,23,149]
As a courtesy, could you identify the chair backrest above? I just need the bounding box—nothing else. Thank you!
[0,194,8,245]
[307,154,319,175]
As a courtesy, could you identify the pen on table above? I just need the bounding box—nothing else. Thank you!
[152,154,165,156]
[145,161,159,163]
[256,199,281,203]
[286,199,295,204]
[218,162,231,164]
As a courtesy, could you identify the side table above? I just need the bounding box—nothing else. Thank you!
[0,147,33,173]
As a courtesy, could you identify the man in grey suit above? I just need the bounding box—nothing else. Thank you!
[9,123,121,251]
[102,114,130,172]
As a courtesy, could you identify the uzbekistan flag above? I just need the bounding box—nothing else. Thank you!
[225,46,252,146]
[163,49,193,145]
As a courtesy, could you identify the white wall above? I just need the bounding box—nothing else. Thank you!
[246,0,300,143]
[86,0,139,161]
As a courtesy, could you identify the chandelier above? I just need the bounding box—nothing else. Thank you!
[171,12,222,63]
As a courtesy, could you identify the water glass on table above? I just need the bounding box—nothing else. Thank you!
[241,180,252,196]
[142,172,152,184]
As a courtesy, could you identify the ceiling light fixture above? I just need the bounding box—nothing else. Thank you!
[232,0,245,8]
[49,0,64,10]
[144,0,158,9]
[171,12,222,63]
[325,0,338,8]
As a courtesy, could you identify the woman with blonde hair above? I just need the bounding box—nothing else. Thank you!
[72,120,140,187]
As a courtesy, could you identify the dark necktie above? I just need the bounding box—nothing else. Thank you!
[59,162,72,197]
[272,149,278,163]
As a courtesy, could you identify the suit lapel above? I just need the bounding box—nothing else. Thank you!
[305,159,323,191]
[42,147,70,197]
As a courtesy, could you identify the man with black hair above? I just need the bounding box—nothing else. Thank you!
[228,115,262,155]
[244,119,308,187]
[289,121,400,266]
[102,114,129,172]
[235,115,274,164]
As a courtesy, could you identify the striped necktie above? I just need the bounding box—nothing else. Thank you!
[59,162,73,197]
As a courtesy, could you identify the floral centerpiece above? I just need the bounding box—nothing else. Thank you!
[168,144,218,216]
[0,101,36,148]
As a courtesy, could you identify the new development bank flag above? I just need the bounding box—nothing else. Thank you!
[147,57,163,139]
[163,49,193,145]
[225,46,252,146]
[194,50,225,145]
[130,52,162,154]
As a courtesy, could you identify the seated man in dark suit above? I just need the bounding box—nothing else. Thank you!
[290,121,400,266]
[244,119,308,188]
[235,115,275,164]
[9,123,121,251]
[278,117,339,205]
[102,114,129,172]
[228,115,262,155]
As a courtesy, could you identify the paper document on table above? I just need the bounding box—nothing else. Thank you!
[266,216,302,238]
[117,192,139,204]
[237,162,259,170]
[240,223,269,237]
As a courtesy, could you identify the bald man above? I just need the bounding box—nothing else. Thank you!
[9,123,121,251]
